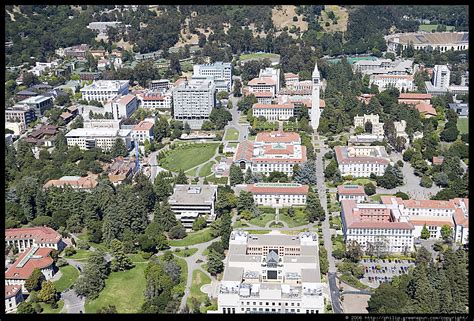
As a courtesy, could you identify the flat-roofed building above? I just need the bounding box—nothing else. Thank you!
[139,92,173,110]
[252,103,295,121]
[5,105,37,128]
[448,103,469,117]
[432,65,450,89]
[149,79,171,92]
[234,131,306,176]
[337,185,367,203]
[193,62,232,92]
[247,77,277,97]
[105,94,138,120]
[18,95,53,117]
[369,74,414,92]
[5,285,23,313]
[65,127,132,151]
[334,146,390,177]
[5,227,64,253]
[341,200,415,254]
[80,80,129,102]
[259,67,281,93]
[5,246,55,293]
[353,114,384,136]
[214,230,324,314]
[246,183,309,207]
[169,185,218,229]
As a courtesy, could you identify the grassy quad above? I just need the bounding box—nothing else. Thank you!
[65,249,91,261]
[278,207,308,228]
[84,256,149,313]
[53,265,80,293]
[187,270,212,311]
[249,213,275,227]
[244,230,271,234]
[457,117,469,134]
[168,228,215,247]
[239,52,280,62]
[199,161,216,177]
[158,143,219,172]
[224,128,239,140]
[418,24,455,32]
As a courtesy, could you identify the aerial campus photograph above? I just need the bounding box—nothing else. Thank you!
[3,4,469,316]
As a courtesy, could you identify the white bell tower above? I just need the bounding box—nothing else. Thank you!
[311,62,321,132]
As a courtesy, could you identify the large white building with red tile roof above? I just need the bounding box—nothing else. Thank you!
[234,131,306,176]
[253,91,273,104]
[138,92,172,110]
[5,227,64,253]
[398,92,432,105]
[247,77,277,97]
[337,185,367,203]
[43,175,99,191]
[246,183,309,207]
[252,102,295,121]
[334,146,390,177]
[132,120,154,143]
[5,285,23,313]
[5,246,55,293]
[369,74,414,92]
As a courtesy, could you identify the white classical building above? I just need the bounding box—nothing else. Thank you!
[252,103,295,121]
[246,183,309,207]
[259,67,281,93]
[337,185,367,203]
[334,146,390,177]
[172,77,216,129]
[234,131,307,176]
[5,285,23,313]
[193,62,232,92]
[5,227,64,253]
[214,230,325,314]
[65,127,132,151]
[369,74,414,92]
[80,80,129,102]
[169,185,218,230]
[353,114,384,136]
[248,77,277,97]
[341,200,415,254]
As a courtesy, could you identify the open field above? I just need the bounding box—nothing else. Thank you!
[320,5,348,33]
[169,228,215,247]
[199,161,216,177]
[249,213,275,227]
[159,143,218,172]
[457,117,469,134]
[271,5,308,33]
[240,52,280,62]
[53,265,80,293]
[224,128,239,140]
[187,270,212,309]
[418,24,455,32]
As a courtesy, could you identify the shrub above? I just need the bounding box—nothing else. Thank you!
[64,247,76,257]
[364,183,376,196]
[394,191,409,200]
[420,176,433,188]
[76,240,90,250]
[396,160,404,167]
[56,259,69,267]
[332,249,345,259]
[141,252,153,260]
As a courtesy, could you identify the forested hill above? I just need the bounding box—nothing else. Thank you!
[5,5,469,68]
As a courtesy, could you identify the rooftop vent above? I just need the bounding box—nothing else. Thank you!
[187,186,201,194]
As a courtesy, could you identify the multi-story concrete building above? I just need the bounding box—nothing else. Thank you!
[353,58,414,76]
[65,127,132,151]
[5,227,64,253]
[234,131,307,176]
[149,79,172,92]
[341,200,415,254]
[80,80,129,102]
[105,94,138,120]
[337,185,367,203]
[353,114,384,136]
[432,65,451,89]
[172,77,216,129]
[139,92,173,110]
[18,95,53,117]
[132,121,154,143]
[284,72,299,86]
[5,285,23,313]
[448,103,469,117]
[246,183,309,207]
[214,230,324,314]
[5,246,55,293]
[252,103,295,121]
[369,74,414,92]
[43,175,98,191]
[168,185,218,230]
[193,62,232,92]
[259,67,281,93]
[5,105,37,128]
[253,91,274,104]
[247,77,277,97]
[334,146,390,177]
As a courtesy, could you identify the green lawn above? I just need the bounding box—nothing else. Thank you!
[248,134,256,141]
[187,270,212,309]
[457,117,469,134]
[240,52,280,61]
[281,229,308,235]
[249,213,275,227]
[344,178,376,186]
[339,273,369,290]
[199,161,215,177]
[185,167,198,177]
[174,248,198,257]
[172,257,188,297]
[53,265,80,293]
[40,300,64,314]
[206,175,228,185]
[169,228,215,247]
[227,142,239,148]
[279,207,308,228]
[224,128,239,140]
[418,24,455,32]
[233,220,249,228]
[77,233,109,252]
[244,230,271,234]
[65,249,90,261]
[158,143,218,172]
[85,262,148,313]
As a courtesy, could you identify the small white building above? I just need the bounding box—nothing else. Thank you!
[5,285,23,313]
[65,127,132,151]
[337,185,367,203]
[369,74,414,92]
[334,146,390,177]
[246,183,309,207]
[132,121,154,144]
[80,80,129,103]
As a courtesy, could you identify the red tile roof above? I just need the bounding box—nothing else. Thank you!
[284,72,299,79]
[253,91,275,98]
[44,176,98,189]
[409,219,454,227]
[117,94,136,106]
[133,121,154,131]
[263,144,294,155]
[5,247,54,280]
[453,198,469,228]
[432,156,444,165]
[255,131,300,144]
[5,227,61,244]
[253,103,294,109]
[5,285,21,299]
[253,145,307,163]
[248,77,276,86]
[143,93,165,101]
[234,141,254,162]
[247,183,309,195]
[399,93,432,100]
[337,185,366,195]
[415,103,437,116]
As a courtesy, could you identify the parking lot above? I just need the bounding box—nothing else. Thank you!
[360,258,415,286]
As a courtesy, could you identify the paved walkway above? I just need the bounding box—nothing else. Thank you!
[61,289,85,314]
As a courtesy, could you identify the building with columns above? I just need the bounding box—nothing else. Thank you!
[5,227,64,253]
[246,183,309,207]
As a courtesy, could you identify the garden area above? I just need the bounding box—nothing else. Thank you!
[53,265,80,293]
[168,228,215,247]
[158,143,219,172]
[224,128,239,140]
[174,248,198,257]
[279,207,308,228]
[457,117,469,134]
[187,270,212,312]
[248,213,275,227]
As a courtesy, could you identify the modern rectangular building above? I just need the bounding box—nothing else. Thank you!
[105,94,138,120]
[193,62,232,92]
[5,105,37,128]
[369,74,414,92]
[149,79,172,92]
[353,114,384,136]
[80,80,129,102]
[172,77,216,129]
[215,230,324,314]
[18,95,53,117]
[246,183,309,207]
[132,121,154,143]
[432,65,450,89]
[169,185,218,229]
[448,103,469,117]
[65,127,132,151]
[334,146,390,177]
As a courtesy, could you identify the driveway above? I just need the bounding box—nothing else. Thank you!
[61,289,85,314]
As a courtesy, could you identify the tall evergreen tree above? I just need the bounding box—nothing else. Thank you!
[155,198,178,232]
[175,169,188,184]
[111,239,135,272]
[229,164,244,186]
